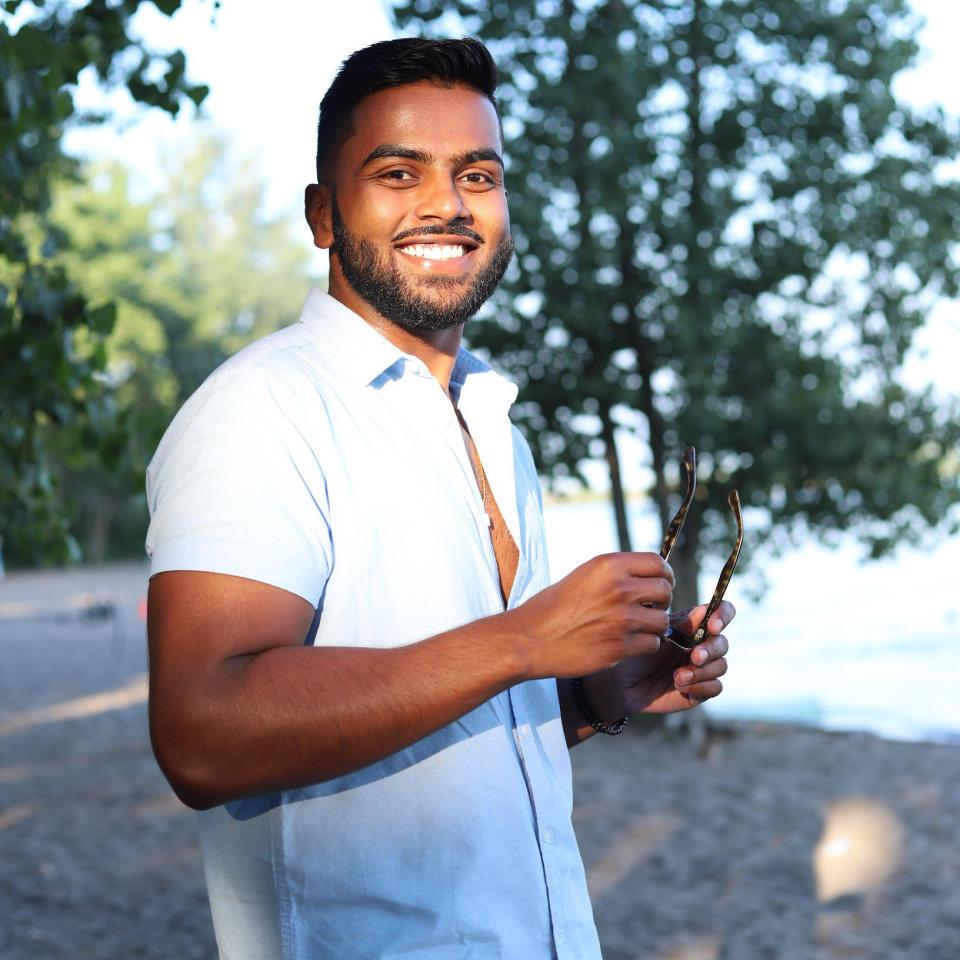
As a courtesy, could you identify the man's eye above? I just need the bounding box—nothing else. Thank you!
[461,172,496,188]
[379,169,415,182]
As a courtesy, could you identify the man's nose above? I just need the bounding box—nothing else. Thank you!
[414,172,469,221]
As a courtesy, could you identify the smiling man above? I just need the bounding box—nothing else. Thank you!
[145,38,734,960]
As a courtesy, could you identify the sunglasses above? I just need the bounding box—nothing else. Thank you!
[659,446,743,651]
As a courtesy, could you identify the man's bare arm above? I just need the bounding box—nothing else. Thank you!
[148,553,673,809]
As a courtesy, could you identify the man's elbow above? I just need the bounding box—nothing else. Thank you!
[149,708,232,811]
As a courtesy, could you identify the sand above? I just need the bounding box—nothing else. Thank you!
[575,722,960,960]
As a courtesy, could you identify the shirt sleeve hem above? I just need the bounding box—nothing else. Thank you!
[148,540,322,608]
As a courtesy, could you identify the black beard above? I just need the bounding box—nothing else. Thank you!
[331,198,513,334]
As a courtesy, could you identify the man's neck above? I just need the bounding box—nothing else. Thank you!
[328,279,464,395]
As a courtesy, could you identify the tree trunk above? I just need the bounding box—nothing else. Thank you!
[600,404,632,551]
[84,490,115,564]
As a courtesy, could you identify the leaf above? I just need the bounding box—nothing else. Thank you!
[151,0,184,16]
[186,83,209,108]
[86,302,117,335]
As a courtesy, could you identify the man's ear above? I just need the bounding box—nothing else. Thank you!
[305,183,334,250]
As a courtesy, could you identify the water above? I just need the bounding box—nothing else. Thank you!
[543,497,960,743]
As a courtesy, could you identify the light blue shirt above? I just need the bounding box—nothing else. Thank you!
[146,288,602,960]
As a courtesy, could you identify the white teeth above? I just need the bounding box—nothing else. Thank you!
[402,243,466,260]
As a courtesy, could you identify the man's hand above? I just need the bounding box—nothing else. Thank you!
[561,599,734,744]
[614,600,734,714]
[506,552,675,680]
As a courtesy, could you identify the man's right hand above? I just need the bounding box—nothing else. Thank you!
[505,552,674,680]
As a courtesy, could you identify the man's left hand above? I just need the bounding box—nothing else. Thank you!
[586,600,735,719]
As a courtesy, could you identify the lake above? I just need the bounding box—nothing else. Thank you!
[544,497,960,743]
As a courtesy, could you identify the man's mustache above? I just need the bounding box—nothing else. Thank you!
[391,224,484,245]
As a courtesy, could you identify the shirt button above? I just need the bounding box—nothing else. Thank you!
[543,827,554,843]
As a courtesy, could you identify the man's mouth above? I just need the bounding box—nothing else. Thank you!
[393,227,482,265]
[398,242,470,261]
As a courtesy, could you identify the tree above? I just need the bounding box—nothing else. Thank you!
[4,135,317,563]
[393,0,960,606]
[0,0,208,563]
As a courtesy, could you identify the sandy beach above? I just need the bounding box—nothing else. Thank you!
[2,565,958,959]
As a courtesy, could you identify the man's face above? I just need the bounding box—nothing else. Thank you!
[315,81,513,335]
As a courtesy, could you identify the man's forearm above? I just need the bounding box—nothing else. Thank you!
[148,554,674,808]
[150,611,531,810]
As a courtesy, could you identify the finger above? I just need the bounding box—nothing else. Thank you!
[675,655,728,686]
[615,551,675,587]
[675,656,727,688]
[690,632,729,666]
[671,599,736,638]
[706,599,736,636]
[668,603,704,636]
[681,678,724,702]
[629,576,674,610]
[625,605,670,642]
[625,631,662,658]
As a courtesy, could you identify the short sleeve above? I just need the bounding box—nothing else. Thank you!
[146,362,333,606]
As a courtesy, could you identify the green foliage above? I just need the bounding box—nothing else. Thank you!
[393,0,960,603]
[0,0,208,564]
[9,137,318,564]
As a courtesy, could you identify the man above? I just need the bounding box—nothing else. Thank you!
[146,37,733,960]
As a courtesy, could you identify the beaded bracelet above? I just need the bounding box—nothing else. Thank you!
[570,676,629,735]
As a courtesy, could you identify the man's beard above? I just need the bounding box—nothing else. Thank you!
[331,198,514,334]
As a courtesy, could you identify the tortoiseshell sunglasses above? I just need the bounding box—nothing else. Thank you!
[659,446,743,651]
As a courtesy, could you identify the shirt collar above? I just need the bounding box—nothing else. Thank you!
[451,348,518,419]
[299,287,407,386]
[298,286,518,413]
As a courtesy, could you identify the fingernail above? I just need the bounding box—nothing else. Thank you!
[676,669,693,685]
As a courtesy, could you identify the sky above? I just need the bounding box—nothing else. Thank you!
[67,1,398,219]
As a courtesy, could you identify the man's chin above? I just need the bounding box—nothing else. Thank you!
[388,300,477,332]
[398,279,478,310]
[403,271,473,292]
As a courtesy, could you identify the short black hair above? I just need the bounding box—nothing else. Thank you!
[316,37,500,183]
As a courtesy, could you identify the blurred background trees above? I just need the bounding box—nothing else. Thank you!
[393,0,960,605]
[1,2,315,566]
[1,0,205,564]
[35,137,314,563]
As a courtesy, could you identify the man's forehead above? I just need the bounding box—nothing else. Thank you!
[342,81,502,161]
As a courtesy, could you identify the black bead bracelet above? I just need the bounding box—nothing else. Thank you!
[570,676,629,735]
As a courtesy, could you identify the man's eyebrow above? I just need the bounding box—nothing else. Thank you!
[360,144,433,168]
[359,144,504,170]
[453,148,504,169]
